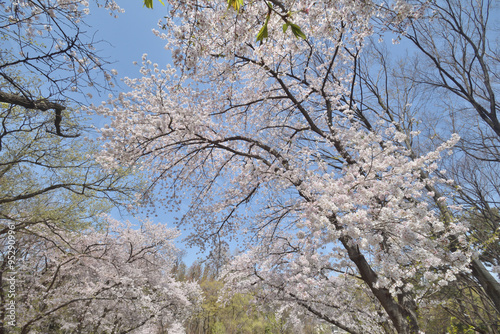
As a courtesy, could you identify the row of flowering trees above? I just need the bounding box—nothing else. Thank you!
[8,217,200,333]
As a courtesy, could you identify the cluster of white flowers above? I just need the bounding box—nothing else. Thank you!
[14,216,201,332]
[93,0,471,331]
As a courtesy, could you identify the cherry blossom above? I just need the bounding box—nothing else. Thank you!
[11,216,201,333]
[93,0,472,332]
[0,0,123,113]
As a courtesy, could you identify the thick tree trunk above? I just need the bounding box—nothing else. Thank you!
[470,258,500,314]
[339,236,420,334]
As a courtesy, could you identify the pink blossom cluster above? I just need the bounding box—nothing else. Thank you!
[93,0,471,331]
[14,216,201,333]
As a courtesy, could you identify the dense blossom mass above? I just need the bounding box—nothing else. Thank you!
[92,0,485,332]
[14,217,201,333]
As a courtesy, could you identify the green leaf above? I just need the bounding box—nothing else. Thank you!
[227,0,244,12]
[256,14,270,42]
[282,23,289,33]
[143,0,164,8]
[237,0,244,9]
[256,22,268,42]
[290,23,306,39]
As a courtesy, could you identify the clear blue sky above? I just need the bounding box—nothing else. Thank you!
[83,1,171,129]
[85,1,204,265]
[88,1,170,80]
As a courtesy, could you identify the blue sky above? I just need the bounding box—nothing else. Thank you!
[83,1,170,130]
[87,1,169,81]
[81,1,413,268]
[84,1,206,265]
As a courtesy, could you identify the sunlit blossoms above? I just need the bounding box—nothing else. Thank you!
[12,216,201,333]
[94,0,473,332]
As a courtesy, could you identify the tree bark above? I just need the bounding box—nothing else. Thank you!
[339,235,419,334]
[0,91,64,112]
[470,258,500,314]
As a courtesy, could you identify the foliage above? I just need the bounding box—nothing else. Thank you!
[0,103,137,232]
[178,261,336,334]
[143,0,164,9]
[0,1,137,235]
[417,276,499,333]
[0,92,198,332]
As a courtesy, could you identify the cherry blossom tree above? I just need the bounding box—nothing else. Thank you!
[388,0,500,315]
[94,0,476,332]
[0,0,122,137]
[7,216,201,334]
[354,33,500,331]
[0,0,137,244]
[0,2,204,333]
